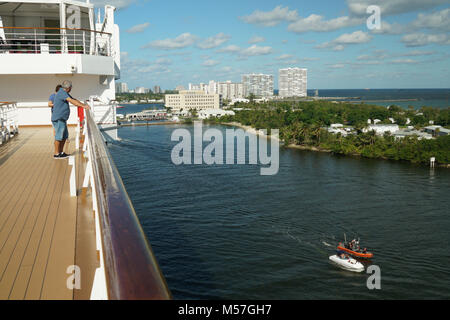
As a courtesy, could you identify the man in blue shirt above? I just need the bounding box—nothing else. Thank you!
[52,80,90,159]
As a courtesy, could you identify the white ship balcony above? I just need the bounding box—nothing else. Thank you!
[0,27,114,76]
[0,0,120,78]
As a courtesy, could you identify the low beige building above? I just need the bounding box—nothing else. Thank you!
[165,90,222,113]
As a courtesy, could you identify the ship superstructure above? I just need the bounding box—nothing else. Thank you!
[0,1,170,300]
[0,0,120,126]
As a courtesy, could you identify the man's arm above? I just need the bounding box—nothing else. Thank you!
[48,101,54,108]
[67,97,90,109]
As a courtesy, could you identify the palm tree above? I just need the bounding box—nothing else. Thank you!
[367,130,377,146]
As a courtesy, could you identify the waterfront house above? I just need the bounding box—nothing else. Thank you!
[424,125,450,137]
[363,124,400,135]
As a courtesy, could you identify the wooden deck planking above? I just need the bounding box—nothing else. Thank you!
[0,144,49,262]
[0,127,90,300]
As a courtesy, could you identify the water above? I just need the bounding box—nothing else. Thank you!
[107,124,450,300]
[119,90,450,113]
[307,88,450,109]
[117,103,165,115]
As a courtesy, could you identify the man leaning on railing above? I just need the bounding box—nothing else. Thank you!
[52,80,90,159]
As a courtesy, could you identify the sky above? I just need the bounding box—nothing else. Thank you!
[93,0,450,91]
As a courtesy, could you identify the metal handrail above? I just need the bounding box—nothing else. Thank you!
[0,27,112,56]
[84,109,171,300]
[0,26,112,35]
[0,101,19,145]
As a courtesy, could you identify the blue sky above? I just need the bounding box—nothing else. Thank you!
[94,0,450,90]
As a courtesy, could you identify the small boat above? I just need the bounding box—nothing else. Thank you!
[337,245,374,259]
[338,234,374,259]
[329,254,365,273]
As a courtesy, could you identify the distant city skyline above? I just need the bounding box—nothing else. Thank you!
[106,0,450,90]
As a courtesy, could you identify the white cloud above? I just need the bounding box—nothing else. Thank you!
[120,53,172,76]
[370,21,408,35]
[240,45,273,56]
[412,8,450,31]
[154,58,172,65]
[216,45,242,53]
[197,33,231,49]
[399,50,436,56]
[329,64,346,69]
[334,30,373,44]
[316,31,372,51]
[126,22,150,34]
[302,57,320,61]
[91,0,137,9]
[202,59,220,67]
[241,6,299,27]
[401,33,450,47]
[288,14,363,33]
[346,0,448,16]
[276,54,293,60]
[142,33,198,50]
[390,59,420,64]
[249,36,266,44]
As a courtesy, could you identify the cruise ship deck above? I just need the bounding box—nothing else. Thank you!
[0,126,97,300]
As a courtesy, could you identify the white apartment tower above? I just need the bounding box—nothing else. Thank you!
[279,68,307,98]
[242,74,274,98]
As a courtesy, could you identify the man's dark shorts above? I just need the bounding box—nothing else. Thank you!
[52,120,69,141]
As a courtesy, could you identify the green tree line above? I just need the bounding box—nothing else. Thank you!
[213,101,450,165]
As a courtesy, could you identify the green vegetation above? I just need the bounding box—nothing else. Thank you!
[215,101,450,165]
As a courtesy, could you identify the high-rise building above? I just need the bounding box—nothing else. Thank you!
[279,68,307,98]
[153,85,161,94]
[115,82,129,93]
[217,81,244,100]
[242,74,274,98]
[189,80,244,99]
[188,83,209,93]
[135,87,150,94]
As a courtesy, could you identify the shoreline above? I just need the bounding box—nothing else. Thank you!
[222,122,281,142]
[221,121,450,169]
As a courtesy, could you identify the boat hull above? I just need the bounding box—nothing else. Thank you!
[337,246,373,259]
[329,255,365,273]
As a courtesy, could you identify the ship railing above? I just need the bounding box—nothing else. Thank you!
[0,27,113,56]
[79,106,171,300]
[0,101,19,145]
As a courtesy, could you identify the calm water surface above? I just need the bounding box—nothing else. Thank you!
[107,124,450,300]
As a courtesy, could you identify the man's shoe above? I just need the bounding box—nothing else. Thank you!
[53,154,60,159]
[58,152,69,159]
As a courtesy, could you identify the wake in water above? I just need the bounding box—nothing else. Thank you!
[279,226,338,257]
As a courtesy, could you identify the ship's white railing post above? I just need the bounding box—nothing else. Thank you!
[81,107,107,300]
[68,156,76,197]
[75,119,80,150]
